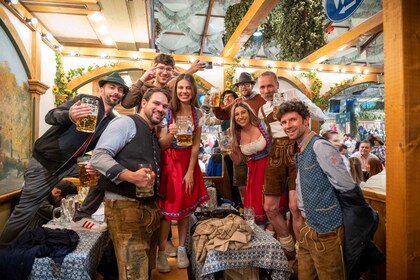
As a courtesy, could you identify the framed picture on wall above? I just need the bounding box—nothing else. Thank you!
[0,24,31,196]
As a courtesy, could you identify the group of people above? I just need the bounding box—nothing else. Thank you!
[322,130,386,190]
[0,53,384,279]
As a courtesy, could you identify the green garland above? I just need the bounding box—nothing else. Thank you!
[52,52,73,105]
[298,71,360,109]
[356,110,385,121]
[278,0,325,61]
[224,0,325,61]
[52,52,117,105]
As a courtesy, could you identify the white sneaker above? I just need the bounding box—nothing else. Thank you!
[157,251,171,273]
[177,246,189,269]
[71,217,107,232]
[165,240,177,257]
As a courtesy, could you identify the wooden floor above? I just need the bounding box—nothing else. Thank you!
[151,224,189,279]
[96,224,189,280]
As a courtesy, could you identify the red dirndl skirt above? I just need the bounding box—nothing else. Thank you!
[159,147,209,221]
[244,157,268,223]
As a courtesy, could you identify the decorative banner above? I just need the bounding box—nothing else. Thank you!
[324,0,365,22]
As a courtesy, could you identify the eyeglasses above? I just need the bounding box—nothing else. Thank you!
[238,83,252,87]
[157,66,174,72]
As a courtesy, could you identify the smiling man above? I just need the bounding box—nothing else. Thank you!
[0,72,128,246]
[90,87,171,280]
[277,100,354,279]
[122,54,205,113]
[257,71,324,256]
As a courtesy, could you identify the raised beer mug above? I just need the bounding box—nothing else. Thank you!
[176,116,193,146]
[76,96,99,133]
[209,87,221,107]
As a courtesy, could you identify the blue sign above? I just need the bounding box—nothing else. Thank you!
[324,0,364,22]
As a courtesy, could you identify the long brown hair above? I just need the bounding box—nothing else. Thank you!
[230,102,260,151]
[349,157,364,184]
[170,73,199,114]
[367,157,383,177]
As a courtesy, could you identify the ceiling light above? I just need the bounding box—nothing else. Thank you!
[363,69,369,74]
[253,29,262,37]
[10,0,19,4]
[189,58,196,64]
[243,61,249,67]
[215,59,223,66]
[97,26,108,34]
[25,17,38,25]
[90,12,103,22]
[340,68,346,73]
[46,33,53,41]
[317,66,323,72]
[100,53,108,59]
[293,65,300,71]
[103,37,114,46]
[267,62,275,68]
[70,51,78,57]
[131,53,139,60]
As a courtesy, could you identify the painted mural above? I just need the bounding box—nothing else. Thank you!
[0,25,31,195]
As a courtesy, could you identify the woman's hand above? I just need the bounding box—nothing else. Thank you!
[168,122,177,136]
[182,170,194,194]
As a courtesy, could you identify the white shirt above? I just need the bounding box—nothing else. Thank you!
[258,90,325,138]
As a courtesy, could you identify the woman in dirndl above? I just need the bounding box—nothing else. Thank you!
[230,102,271,225]
[157,73,209,272]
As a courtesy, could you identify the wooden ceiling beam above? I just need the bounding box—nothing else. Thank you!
[359,31,382,54]
[199,0,214,56]
[61,46,384,74]
[300,11,383,63]
[221,0,279,58]
[20,5,98,15]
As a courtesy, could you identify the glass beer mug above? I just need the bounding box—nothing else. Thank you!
[76,96,99,133]
[219,131,233,155]
[176,116,193,146]
[272,90,287,120]
[209,87,221,107]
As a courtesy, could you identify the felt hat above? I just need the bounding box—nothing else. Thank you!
[98,72,129,94]
[234,72,255,87]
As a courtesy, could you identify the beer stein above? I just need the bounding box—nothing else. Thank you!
[76,96,99,133]
[176,116,193,146]
[77,156,99,188]
[219,131,233,155]
[209,87,221,107]
[272,90,287,120]
[136,163,154,197]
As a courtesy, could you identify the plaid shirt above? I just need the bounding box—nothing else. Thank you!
[371,145,386,166]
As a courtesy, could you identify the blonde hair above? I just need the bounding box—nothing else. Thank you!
[230,102,260,151]
[349,157,364,184]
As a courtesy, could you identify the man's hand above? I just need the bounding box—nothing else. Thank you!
[187,59,206,74]
[69,100,92,123]
[140,64,158,83]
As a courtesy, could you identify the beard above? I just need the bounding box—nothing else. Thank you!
[104,95,121,107]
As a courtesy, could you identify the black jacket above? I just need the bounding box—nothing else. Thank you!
[336,185,385,280]
[32,94,117,175]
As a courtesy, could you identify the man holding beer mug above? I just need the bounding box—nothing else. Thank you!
[0,72,128,246]
[89,88,171,280]
[257,71,325,258]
